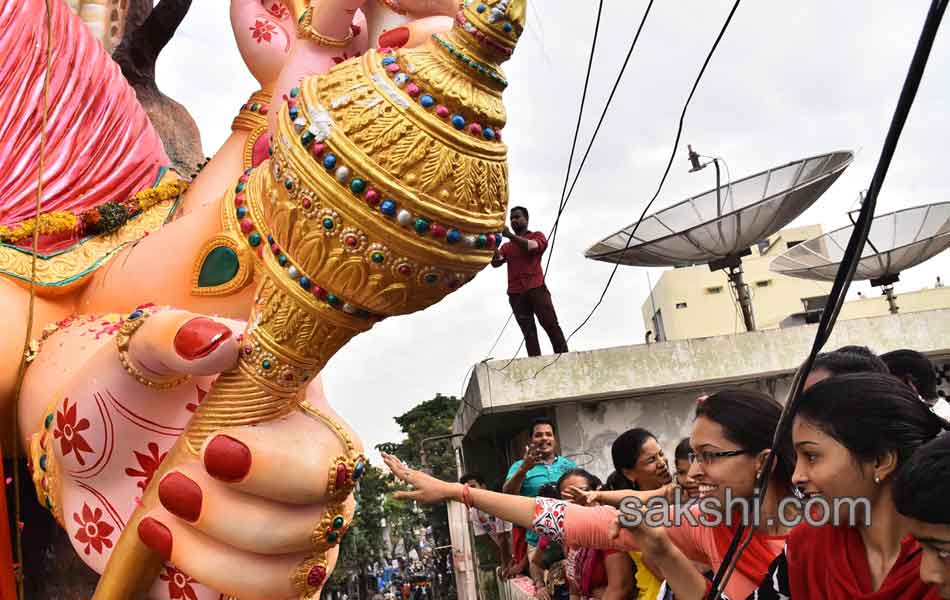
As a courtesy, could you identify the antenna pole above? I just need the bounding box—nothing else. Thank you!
[882,284,899,314]
[727,264,756,331]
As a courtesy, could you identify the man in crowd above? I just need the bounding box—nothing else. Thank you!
[492,206,569,357]
[503,418,576,562]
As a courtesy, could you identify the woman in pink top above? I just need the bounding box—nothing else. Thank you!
[382,389,797,600]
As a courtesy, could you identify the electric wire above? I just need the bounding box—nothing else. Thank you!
[513,0,744,383]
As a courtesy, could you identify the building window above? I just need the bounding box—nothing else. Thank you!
[755,279,773,288]
[676,302,688,309]
[705,286,723,294]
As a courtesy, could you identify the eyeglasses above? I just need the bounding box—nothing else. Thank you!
[687,449,747,464]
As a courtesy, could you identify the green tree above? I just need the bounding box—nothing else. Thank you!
[326,464,389,596]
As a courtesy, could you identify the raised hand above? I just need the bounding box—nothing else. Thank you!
[562,485,599,507]
[21,308,361,599]
[381,452,460,505]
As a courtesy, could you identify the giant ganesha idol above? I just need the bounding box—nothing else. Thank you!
[0,0,527,598]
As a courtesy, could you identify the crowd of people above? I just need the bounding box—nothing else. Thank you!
[382,346,950,599]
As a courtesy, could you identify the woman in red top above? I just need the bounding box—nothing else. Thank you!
[632,373,950,599]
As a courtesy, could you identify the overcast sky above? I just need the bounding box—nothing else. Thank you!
[156,1,949,462]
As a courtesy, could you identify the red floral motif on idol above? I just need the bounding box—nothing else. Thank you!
[332,52,352,65]
[186,386,208,414]
[54,398,94,466]
[160,565,198,600]
[266,2,290,19]
[73,504,115,555]
[125,442,168,491]
[250,19,277,44]
[87,317,124,340]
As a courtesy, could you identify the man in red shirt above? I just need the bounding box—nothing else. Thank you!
[491,206,568,357]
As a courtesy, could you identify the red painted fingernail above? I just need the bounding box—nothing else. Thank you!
[174,317,232,360]
[378,27,410,49]
[204,435,252,482]
[159,472,203,523]
[138,518,172,560]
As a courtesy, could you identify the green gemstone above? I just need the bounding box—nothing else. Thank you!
[425,274,438,284]
[371,252,385,264]
[284,179,294,190]
[44,413,54,429]
[323,218,334,230]
[235,183,245,193]
[290,87,299,98]
[350,178,366,194]
[197,246,240,288]
[301,131,315,146]
[327,532,339,543]
[45,498,52,510]
[251,103,260,112]
[262,359,272,370]
[332,516,345,529]
[326,294,340,306]
[248,232,262,247]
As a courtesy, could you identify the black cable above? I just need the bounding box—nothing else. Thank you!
[516,0,743,382]
[708,1,947,597]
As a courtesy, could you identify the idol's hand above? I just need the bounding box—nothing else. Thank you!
[22,308,361,599]
[382,452,460,505]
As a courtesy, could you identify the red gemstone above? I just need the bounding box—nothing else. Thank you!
[469,123,483,136]
[406,84,421,97]
[312,143,325,157]
[243,345,253,355]
[430,224,447,238]
[260,105,268,115]
[288,99,297,108]
[271,243,281,254]
[448,278,460,289]
[398,265,412,276]
[240,219,254,233]
[234,193,245,206]
[239,174,249,183]
[302,198,312,209]
[344,236,358,248]
[335,464,348,489]
[313,286,327,299]
[283,372,294,381]
[365,189,380,205]
[495,129,503,142]
[308,565,327,587]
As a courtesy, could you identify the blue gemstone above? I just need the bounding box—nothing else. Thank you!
[278,255,288,266]
[451,115,465,129]
[382,56,396,66]
[289,108,298,120]
[353,461,365,480]
[420,95,435,108]
[268,235,274,244]
[299,276,312,290]
[483,127,495,140]
[477,3,486,12]
[39,454,47,471]
[245,168,253,175]
[446,229,462,244]
[128,309,143,320]
[503,23,513,33]
[495,233,503,247]
[236,206,247,219]
[380,199,397,216]
[323,154,337,170]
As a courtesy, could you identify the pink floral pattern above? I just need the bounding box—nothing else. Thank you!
[160,565,198,600]
[55,398,94,466]
[73,504,115,555]
[266,2,289,20]
[85,315,124,339]
[124,442,168,491]
[250,19,277,44]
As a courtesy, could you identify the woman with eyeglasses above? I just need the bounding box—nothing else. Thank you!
[382,389,795,599]
[621,373,950,599]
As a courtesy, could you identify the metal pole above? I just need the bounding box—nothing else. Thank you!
[728,264,756,331]
[883,285,900,314]
[714,158,722,217]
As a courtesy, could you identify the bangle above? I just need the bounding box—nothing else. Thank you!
[115,308,192,390]
[461,483,474,507]
[297,7,354,48]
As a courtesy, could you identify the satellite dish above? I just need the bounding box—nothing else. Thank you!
[770,202,950,313]
[585,150,854,331]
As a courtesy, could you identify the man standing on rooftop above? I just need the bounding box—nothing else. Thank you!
[491,206,569,357]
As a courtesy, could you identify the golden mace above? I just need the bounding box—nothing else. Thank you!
[92,1,528,597]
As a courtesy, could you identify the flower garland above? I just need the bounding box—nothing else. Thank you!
[0,179,189,245]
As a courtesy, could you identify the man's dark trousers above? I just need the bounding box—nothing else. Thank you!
[508,284,568,357]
